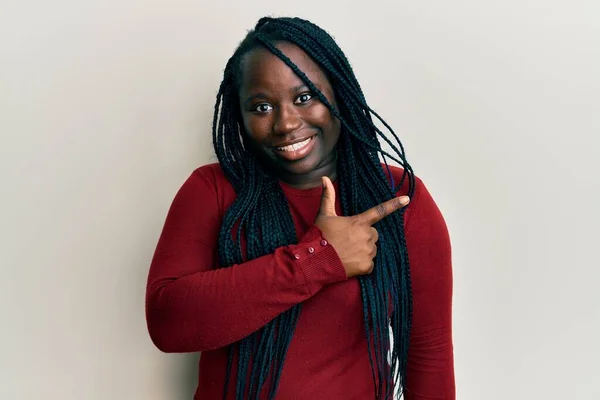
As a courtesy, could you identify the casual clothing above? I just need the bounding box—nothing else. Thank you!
[146,163,455,399]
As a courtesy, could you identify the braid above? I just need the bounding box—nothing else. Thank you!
[212,16,415,399]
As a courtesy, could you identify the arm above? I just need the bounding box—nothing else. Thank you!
[403,178,456,399]
[145,168,346,353]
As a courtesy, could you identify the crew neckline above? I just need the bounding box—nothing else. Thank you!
[278,178,339,198]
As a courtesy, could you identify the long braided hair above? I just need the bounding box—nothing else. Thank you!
[212,17,415,399]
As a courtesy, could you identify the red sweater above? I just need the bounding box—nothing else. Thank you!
[146,163,455,399]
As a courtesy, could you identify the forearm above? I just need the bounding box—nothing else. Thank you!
[146,226,345,353]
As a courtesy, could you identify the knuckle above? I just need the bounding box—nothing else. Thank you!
[360,262,371,273]
[375,204,386,219]
[371,228,379,241]
[392,198,404,209]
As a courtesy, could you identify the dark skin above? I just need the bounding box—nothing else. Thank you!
[238,42,341,189]
[237,42,410,278]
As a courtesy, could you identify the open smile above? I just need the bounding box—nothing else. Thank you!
[272,135,317,161]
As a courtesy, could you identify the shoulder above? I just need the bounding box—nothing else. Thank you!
[190,163,227,185]
[185,163,233,194]
[178,163,236,215]
[380,164,445,232]
[380,163,424,197]
[159,164,229,241]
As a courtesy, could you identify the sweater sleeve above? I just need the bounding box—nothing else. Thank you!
[403,178,456,399]
[145,168,347,353]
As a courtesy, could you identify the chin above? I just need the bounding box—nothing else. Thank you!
[279,154,323,175]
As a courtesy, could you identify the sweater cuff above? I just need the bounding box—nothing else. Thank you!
[287,226,347,295]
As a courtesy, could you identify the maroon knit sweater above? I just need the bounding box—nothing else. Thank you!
[146,163,455,399]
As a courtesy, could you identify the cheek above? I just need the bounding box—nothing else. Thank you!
[242,114,271,143]
[309,103,337,129]
[313,106,341,145]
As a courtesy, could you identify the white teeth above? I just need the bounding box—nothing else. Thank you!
[277,137,312,152]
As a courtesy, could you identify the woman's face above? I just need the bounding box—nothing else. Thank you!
[238,42,341,187]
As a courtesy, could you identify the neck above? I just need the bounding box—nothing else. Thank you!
[276,153,338,190]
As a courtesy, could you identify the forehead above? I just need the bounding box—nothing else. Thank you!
[239,42,331,95]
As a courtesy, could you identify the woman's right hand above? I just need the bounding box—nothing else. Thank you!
[315,176,410,278]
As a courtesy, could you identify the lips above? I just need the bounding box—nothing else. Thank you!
[276,137,313,152]
[271,135,317,161]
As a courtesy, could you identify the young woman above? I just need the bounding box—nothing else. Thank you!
[146,16,455,400]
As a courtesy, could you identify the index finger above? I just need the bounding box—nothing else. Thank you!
[355,196,410,225]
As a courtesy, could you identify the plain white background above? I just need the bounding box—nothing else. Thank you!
[1,0,599,399]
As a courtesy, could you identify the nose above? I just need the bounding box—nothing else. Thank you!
[273,105,302,136]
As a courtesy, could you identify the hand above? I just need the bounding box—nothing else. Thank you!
[315,176,410,278]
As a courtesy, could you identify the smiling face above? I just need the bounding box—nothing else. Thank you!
[238,42,341,188]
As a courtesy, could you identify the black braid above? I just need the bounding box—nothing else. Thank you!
[212,16,415,399]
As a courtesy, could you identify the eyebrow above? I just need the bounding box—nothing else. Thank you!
[290,84,310,94]
[243,84,316,106]
[243,93,268,106]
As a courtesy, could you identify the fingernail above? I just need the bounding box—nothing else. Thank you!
[399,196,410,205]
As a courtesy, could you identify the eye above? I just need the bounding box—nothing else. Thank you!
[252,103,273,113]
[295,93,313,104]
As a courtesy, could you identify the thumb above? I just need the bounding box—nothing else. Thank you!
[318,176,337,217]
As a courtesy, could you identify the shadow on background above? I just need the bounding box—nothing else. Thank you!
[172,352,200,399]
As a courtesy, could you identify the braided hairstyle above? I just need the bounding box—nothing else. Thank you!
[212,16,415,399]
